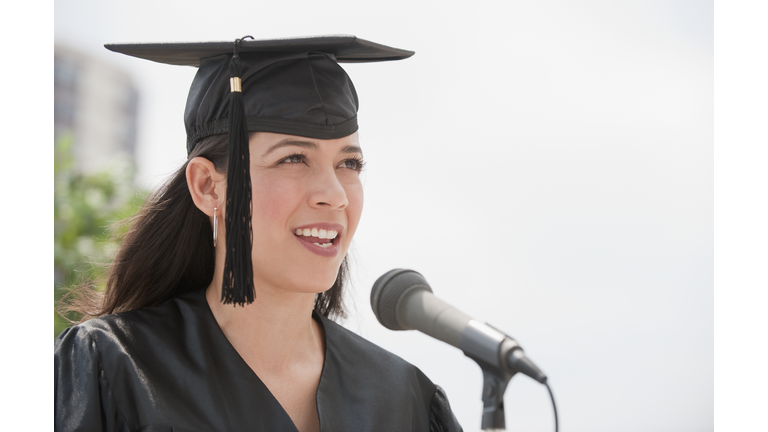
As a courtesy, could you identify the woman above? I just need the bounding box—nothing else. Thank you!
[55,36,463,432]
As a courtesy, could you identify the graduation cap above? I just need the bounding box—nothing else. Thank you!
[106,35,413,306]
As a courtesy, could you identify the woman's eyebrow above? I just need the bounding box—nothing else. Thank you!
[262,139,317,157]
[340,145,363,155]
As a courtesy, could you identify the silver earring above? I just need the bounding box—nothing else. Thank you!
[213,207,218,247]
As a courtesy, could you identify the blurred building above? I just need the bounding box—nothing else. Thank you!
[54,44,139,174]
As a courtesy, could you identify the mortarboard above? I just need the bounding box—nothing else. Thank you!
[106,35,413,306]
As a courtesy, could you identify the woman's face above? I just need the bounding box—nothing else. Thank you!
[244,131,364,295]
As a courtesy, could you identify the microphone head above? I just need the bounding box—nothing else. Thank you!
[371,269,433,330]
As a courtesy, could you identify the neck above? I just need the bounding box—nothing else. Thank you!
[205,276,324,371]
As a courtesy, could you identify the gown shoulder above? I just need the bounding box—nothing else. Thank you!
[55,290,463,431]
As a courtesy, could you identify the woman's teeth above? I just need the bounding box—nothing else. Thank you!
[294,228,338,247]
[294,228,339,240]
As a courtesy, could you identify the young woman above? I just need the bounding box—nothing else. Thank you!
[55,36,462,432]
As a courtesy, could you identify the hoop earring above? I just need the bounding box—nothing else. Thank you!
[213,207,218,248]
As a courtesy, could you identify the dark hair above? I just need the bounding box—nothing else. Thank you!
[63,133,347,321]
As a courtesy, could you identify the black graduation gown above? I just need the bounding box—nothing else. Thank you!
[54,289,463,432]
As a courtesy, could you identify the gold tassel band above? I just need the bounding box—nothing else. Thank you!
[230,77,242,92]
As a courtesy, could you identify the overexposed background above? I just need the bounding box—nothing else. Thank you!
[54,1,714,431]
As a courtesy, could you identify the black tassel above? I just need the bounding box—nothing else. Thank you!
[222,37,255,306]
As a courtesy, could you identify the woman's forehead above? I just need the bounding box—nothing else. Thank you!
[251,132,362,156]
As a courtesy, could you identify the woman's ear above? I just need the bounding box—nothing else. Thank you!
[186,157,225,217]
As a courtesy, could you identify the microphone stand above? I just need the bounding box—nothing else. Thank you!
[460,324,547,431]
[465,338,519,431]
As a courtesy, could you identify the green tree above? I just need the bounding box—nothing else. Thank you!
[54,137,148,338]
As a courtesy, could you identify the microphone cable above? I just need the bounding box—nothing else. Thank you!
[545,381,558,432]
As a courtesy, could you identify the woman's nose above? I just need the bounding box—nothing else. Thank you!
[308,168,348,209]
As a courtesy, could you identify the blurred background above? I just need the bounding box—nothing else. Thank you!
[54,1,713,431]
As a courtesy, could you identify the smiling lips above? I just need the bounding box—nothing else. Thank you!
[294,227,341,256]
[293,228,339,247]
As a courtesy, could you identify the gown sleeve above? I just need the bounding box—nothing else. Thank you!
[429,385,464,432]
[55,325,122,432]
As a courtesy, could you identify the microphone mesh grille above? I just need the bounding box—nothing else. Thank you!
[371,269,432,330]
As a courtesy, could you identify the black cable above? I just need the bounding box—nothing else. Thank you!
[544,381,558,432]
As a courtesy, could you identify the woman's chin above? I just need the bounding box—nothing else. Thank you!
[302,274,341,295]
[256,269,340,296]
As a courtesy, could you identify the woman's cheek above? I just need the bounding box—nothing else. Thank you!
[251,177,302,224]
[345,183,364,236]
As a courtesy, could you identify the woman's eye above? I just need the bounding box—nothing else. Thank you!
[279,154,307,165]
[339,158,365,172]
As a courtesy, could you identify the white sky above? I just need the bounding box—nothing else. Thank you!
[47,1,722,431]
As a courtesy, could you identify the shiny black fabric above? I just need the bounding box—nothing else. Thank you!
[184,51,360,152]
[55,289,463,432]
[103,35,415,153]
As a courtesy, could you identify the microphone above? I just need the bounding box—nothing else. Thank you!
[371,268,547,384]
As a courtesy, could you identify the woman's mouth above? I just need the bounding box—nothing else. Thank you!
[293,226,342,257]
[293,228,339,248]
